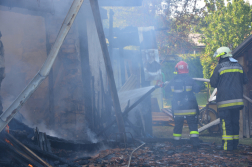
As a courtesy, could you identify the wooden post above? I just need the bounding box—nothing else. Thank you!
[244,52,252,137]
[119,47,126,86]
[239,55,250,138]
[245,101,250,138]
[108,9,114,60]
[244,54,250,138]
[77,4,93,130]
[239,110,243,139]
[250,90,252,135]
[89,0,126,139]
[91,76,96,130]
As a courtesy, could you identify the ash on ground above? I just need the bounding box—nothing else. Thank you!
[74,141,252,167]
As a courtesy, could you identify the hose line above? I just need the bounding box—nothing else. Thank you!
[127,140,145,167]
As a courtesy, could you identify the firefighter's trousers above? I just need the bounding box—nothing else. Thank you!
[173,115,199,146]
[219,109,240,151]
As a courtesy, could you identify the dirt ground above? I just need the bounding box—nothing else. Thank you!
[153,126,252,146]
[78,140,252,167]
[74,126,252,167]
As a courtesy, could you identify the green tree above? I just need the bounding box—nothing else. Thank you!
[162,54,203,81]
[155,0,206,56]
[199,0,252,79]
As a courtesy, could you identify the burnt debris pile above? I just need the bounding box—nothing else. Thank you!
[1,119,251,167]
[73,140,252,166]
[0,119,117,167]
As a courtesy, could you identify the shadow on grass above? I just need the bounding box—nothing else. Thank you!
[153,126,252,146]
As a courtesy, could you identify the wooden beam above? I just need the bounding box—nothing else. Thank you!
[119,47,126,86]
[239,110,243,139]
[6,133,52,167]
[0,139,44,167]
[89,0,126,139]
[108,9,114,61]
[77,4,93,130]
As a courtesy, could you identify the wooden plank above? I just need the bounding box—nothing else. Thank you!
[119,47,126,86]
[6,133,52,167]
[152,112,173,122]
[77,4,93,129]
[144,96,153,135]
[245,106,250,138]
[119,75,137,92]
[240,110,243,139]
[152,112,174,126]
[250,90,252,135]
[89,0,126,138]
[99,68,107,128]
[244,54,250,138]
[108,9,114,61]
[0,140,43,167]
[91,76,96,130]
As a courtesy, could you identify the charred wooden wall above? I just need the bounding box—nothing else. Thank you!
[0,10,49,125]
[237,50,252,138]
[44,13,88,140]
[0,2,90,140]
[84,1,112,132]
[0,0,135,140]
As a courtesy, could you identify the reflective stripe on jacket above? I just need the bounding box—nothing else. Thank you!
[210,58,248,111]
[174,109,197,116]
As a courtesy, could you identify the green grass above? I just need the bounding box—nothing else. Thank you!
[195,91,208,106]
[153,126,252,146]
[153,126,190,138]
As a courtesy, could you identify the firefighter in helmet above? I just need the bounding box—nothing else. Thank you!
[210,47,248,150]
[165,61,200,148]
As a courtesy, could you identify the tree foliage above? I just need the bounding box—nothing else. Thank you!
[199,0,252,79]
[161,54,203,81]
[153,0,206,56]
[104,0,206,57]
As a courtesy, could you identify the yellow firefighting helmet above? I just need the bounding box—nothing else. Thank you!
[213,47,238,62]
[213,47,232,58]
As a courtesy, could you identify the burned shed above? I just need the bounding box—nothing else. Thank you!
[0,0,154,143]
[232,34,252,138]
[0,0,106,141]
[0,0,159,166]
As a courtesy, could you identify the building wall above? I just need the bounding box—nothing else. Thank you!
[85,1,112,132]
[45,13,88,140]
[0,10,48,125]
[238,53,252,138]
[0,7,89,140]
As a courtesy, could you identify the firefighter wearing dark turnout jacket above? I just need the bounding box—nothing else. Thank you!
[210,47,248,151]
[165,61,200,147]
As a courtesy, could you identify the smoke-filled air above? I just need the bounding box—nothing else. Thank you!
[0,0,251,166]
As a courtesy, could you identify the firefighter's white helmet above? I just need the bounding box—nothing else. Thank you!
[213,47,232,58]
[213,46,238,62]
